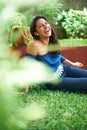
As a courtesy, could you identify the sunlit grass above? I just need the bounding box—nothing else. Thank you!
[60,38,87,47]
[18,88,87,130]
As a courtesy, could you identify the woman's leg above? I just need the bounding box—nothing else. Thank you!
[47,65,87,92]
[47,77,87,92]
[60,77,87,92]
[63,65,87,78]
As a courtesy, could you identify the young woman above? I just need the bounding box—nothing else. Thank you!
[25,15,87,93]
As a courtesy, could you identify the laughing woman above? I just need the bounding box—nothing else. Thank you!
[25,15,87,93]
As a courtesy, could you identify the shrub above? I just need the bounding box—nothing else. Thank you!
[57,8,87,38]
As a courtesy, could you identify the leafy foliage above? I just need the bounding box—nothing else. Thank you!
[57,9,87,38]
[7,12,30,46]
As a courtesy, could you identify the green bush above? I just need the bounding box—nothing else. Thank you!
[57,8,87,38]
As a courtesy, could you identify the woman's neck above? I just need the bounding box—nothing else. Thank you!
[39,38,49,45]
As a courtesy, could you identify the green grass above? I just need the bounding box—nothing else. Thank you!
[18,87,87,130]
[60,39,87,47]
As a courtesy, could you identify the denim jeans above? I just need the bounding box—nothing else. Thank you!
[47,65,87,92]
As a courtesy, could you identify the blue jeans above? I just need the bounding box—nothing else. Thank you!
[47,65,87,92]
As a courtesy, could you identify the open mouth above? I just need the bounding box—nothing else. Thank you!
[45,28,51,34]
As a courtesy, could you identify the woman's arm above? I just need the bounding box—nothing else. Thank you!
[62,58,84,68]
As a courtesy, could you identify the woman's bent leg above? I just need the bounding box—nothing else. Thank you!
[46,65,87,92]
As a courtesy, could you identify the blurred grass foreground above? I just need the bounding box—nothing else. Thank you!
[0,1,50,130]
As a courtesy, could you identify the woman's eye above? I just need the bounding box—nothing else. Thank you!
[38,22,48,28]
[39,24,43,28]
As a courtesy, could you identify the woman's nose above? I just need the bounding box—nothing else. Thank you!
[44,24,48,28]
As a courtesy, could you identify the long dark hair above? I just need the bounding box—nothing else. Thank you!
[30,15,58,45]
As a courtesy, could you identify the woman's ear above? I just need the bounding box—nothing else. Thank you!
[34,31,39,36]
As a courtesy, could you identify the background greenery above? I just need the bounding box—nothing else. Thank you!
[56,9,87,38]
[7,0,87,41]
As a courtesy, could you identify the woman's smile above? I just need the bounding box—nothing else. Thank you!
[44,28,51,34]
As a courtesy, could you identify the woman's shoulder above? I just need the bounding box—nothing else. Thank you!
[26,40,39,55]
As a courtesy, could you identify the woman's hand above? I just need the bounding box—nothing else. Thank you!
[72,62,84,68]
[63,59,84,68]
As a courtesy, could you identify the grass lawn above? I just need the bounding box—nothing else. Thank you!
[18,87,87,130]
[60,39,87,47]
[17,39,87,130]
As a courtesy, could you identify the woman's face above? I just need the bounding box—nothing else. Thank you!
[35,18,51,39]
